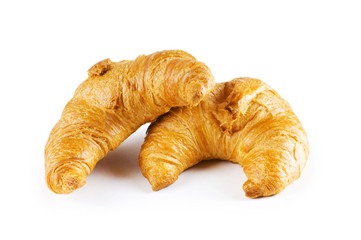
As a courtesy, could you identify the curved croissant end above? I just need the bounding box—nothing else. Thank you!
[45,50,215,194]
[139,78,309,198]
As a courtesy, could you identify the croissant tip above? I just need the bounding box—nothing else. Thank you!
[150,184,162,191]
[147,169,179,191]
[243,180,264,198]
[88,58,112,77]
[60,172,86,193]
[243,178,281,198]
[148,177,171,192]
[47,167,87,194]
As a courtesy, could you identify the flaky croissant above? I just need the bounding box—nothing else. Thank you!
[139,78,309,198]
[45,50,215,194]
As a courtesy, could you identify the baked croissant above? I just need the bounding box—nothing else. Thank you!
[45,50,215,194]
[139,78,309,198]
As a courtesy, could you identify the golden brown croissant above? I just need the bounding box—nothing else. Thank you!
[139,78,309,198]
[45,50,215,194]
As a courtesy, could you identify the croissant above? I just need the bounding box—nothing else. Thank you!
[139,78,309,198]
[45,50,215,194]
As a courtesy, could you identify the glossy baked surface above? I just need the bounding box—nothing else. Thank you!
[139,78,309,198]
[45,50,215,194]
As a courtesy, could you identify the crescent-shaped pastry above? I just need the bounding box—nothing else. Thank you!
[45,50,215,194]
[139,78,309,198]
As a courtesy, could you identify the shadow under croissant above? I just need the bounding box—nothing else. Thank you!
[86,127,258,199]
[67,134,303,199]
[91,134,145,179]
[90,141,248,199]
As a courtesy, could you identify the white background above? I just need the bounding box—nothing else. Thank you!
[1,0,360,239]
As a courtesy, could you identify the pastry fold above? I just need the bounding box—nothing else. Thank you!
[45,50,215,194]
[139,78,309,198]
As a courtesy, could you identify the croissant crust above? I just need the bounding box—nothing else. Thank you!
[139,78,309,198]
[45,50,215,194]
